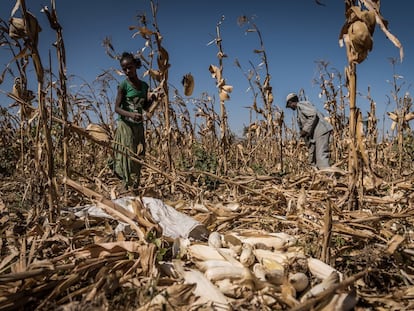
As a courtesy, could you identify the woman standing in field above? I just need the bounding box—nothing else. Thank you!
[112,52,154,192]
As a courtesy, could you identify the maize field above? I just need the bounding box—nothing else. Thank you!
[0,0,413,310]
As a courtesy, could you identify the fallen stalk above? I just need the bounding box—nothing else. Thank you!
[290,268,371,311]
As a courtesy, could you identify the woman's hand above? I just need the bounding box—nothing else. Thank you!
[130,112,142,122]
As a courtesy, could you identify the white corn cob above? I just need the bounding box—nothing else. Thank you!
[204,266,251,282]
[172,261,230,307]
[239,243,255,267]
[254,248,288,265]
[188,244,236,261]
[208,231,223,248]
[215,277,255,298]
[172,237,191,259]
[233,233,292,250]
[265,268,285,286]
[307,258,342,280]
[222,234,243,254]
[289,272,309,292]
[252,263,267,282]
[261,257,285,271]
[214,279,241,298]
[195,259,235,272]
[259,257,285,286]
[217,248,245,268]
[269,232,297,247]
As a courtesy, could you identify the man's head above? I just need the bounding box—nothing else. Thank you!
[286,93,299,110]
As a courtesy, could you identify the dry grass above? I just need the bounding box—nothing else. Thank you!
[1,0,414,310]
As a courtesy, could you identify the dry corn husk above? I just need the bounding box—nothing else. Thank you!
[173,260,230,310]
[86,123,111,142]
[156,46,169,72]
[219,89,230,101]
[182,73,194,96]
[300,271,340,303]
[209,64,222,82]
[347,21,371,63]
[307,257,342,280]
[9,11,42,41]
[391,121,397,131]
[405,111,414,121]
[11,77,35,102]
[9,17,26,39]
[158,261,179,278]
[221,85,233,93]
[387,111,398,122]
[147,69,163,82]
[281,281,299,307]
[216,201,241,213]
[340,6,376,64]
[320,290,358,311]
[387,111,414,131]
[214,279,245,298]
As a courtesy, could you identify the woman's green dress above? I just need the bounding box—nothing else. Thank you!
[112,79,150,189]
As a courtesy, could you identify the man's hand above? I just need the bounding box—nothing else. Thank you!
[300,130,308,137]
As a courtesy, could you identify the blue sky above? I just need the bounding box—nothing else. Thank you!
[0,0,412,136]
